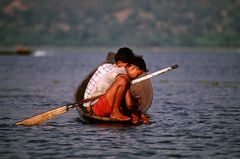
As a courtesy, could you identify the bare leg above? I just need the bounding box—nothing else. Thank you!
[131,113,140,125]
[125,89,140,112]
[141,113,149,124]
[105,76,131,121]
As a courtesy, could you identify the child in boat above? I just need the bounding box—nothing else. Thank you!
[89,56,149,123]
[83,47,135,108]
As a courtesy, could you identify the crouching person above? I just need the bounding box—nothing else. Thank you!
[88,56,149,123]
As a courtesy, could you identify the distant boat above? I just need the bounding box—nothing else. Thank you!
[0,47,33,55]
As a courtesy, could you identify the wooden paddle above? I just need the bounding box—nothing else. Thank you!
[15,94,103,126]
[15,64,178,126]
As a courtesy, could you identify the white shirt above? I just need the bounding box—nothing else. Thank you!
[89,67,127,106]
[83,63,116,107]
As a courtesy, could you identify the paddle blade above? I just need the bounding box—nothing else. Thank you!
[15,104,76,126]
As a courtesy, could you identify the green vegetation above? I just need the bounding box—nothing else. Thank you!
[0,0,240,47]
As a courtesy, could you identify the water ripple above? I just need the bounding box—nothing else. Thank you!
[0,51,240,159]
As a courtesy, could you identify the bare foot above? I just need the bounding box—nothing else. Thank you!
[141,113,149,124]
[110,113,131,121]
[131,113,140,125]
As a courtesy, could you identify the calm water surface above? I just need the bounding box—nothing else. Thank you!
[0,49,240,159]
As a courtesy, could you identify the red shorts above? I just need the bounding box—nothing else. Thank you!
[92,95,112,117]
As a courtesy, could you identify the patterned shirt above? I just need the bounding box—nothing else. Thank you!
[88,67,127,106]
[83,63,116,107]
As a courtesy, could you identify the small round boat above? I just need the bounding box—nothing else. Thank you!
[75,52,153,124]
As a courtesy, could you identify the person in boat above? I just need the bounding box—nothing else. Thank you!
[83,47,135,109]
[86,56,149,123]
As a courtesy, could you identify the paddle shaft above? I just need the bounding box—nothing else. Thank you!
[131,64,178,84]
[15,64,178,126]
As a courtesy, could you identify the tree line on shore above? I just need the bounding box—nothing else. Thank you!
[0,0,239,47]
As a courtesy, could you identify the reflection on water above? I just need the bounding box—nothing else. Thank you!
[33,50,48,57]
[0,49,239,159]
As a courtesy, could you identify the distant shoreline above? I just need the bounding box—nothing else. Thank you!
[0,46,239,54]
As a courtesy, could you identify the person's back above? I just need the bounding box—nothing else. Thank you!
[84,63,115,101]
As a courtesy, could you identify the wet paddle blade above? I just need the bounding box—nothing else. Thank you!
[15,104,76,126]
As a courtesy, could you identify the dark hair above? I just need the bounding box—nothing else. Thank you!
[114,47,135,63]
[131,56,148,72]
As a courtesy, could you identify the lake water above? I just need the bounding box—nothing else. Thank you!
[0,48,240,159]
